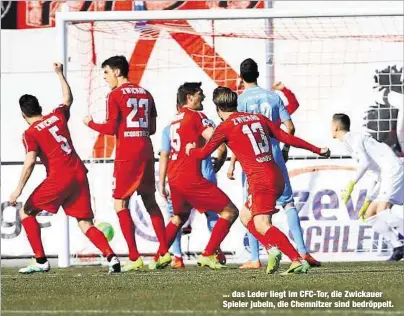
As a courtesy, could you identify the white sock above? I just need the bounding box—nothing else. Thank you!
[378,209,404,236]
[372,215,403,248]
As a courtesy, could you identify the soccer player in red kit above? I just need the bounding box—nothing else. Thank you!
[157,82,238,269]
[84,56,169,271]
[9,63,120,274]
[186,87,330,275]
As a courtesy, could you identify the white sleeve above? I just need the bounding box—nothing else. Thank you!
[353,146,372,183]
[368,179,381,200]
[344,134,371,183]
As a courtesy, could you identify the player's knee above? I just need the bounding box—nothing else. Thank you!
[253,215,272,235]
[114,199,128,212]
[239,207,252,227]
[77,219,93,234]
[171,215,185,226]
[285,202,295,209]
[21,204,39,218]
[221,202,239,224]
[140,193,157,209]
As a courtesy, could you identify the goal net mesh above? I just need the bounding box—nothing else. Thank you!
[67,16,404,161]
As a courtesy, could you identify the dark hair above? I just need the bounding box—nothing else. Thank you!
[177,82,202,107]
[101,55,129,77]
[240,58,259,83]
[213,86,238,112]
[333,113,351,131]
[19,94,42,117]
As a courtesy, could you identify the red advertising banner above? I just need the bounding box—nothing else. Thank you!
[15,1,264,29]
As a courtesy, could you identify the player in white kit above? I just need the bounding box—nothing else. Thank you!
[332,113,404,261]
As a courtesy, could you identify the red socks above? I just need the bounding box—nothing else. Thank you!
[204,218,230,256]
[149,207,168,255]
[264,226,301,261]
[85,226,115,258]
[21,216,45,259]
[155,221,181,261]
[117,208,140,261]
[165,221,182,250]
[247,220,270,247]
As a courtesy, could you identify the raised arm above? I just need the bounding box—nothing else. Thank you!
[272,81,300,117]
[54,63,73,107]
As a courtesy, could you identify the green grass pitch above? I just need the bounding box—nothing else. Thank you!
[2,261,403,316]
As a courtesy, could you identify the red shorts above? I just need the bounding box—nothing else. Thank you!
[25,171,93,219]
[169,177,229,215]
[113,158,155,199]
[245,180,284,216]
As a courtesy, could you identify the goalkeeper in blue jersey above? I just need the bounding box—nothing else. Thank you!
[228,58,321,269]
[159,124,227,268]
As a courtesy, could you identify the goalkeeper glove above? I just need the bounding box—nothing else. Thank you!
[359,198,371,221]
[341,181,356,204]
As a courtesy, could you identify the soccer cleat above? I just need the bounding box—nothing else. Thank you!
[122,257,144,272]
[387,246,404,262]
[18,261,50,274]
[301,253,321,267]
[155,252,172,269]
[197,254,226,270]
[215,248,227,265]
[239,260,262,270]
[294,260,311,274]
[108,256,121,274]
[281,260,311,275]
[266,247,282,274]
[148,259,158,270]
[171,256,185,269]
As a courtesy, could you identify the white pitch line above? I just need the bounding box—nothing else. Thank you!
[2,310,403,315]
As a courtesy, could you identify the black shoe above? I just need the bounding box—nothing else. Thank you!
[387,246,404,262]
[108,256,121,273]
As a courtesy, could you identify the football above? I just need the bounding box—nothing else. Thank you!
[96,222,114,242]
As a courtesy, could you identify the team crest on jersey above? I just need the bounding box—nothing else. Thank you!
[202,118,215,128]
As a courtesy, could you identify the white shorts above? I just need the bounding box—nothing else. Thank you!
[375,166,404,205]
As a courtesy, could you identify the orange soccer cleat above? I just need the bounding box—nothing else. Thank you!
[239,260,262,270]
[171,256,185,269]
[301,254,321,267]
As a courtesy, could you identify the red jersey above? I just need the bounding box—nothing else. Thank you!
[88,82,157,161]
[167,107,215,183]
[22,105,86,177]
[190,112,320,191]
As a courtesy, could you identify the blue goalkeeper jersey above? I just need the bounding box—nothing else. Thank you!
[161,125,216,183]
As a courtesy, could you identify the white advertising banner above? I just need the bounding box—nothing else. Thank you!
[2,158,402,262]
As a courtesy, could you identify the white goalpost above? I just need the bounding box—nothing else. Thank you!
[55,7,403,267]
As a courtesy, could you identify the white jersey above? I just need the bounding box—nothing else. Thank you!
[343,131,403,205]
[343,132,402,182]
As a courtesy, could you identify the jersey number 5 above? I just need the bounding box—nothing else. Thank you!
[242,122,270,155]
[127,98,149,128]
[170,123,181,160]
[49,126,72,154]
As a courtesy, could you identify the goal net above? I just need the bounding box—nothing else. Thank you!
[66,12,404,161]
[59,8,403,266]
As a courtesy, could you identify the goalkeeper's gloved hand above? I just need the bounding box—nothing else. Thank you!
[341,181,356,204]
[359,198,371,221]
